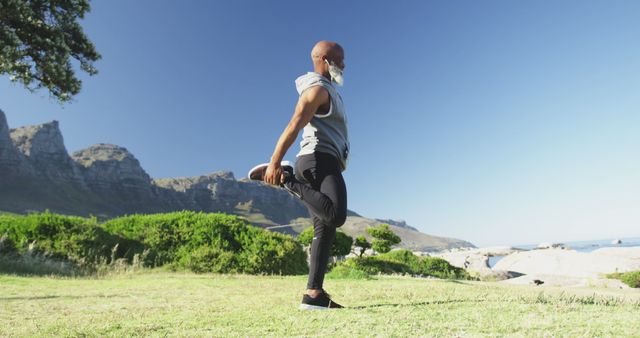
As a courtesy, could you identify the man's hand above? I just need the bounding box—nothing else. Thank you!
[266,85,329,186]
[264,162,286,186]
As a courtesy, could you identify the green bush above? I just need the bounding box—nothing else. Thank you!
[419,256,470,279]
[378,249,470,279]
[378,249,422,271]
[326,264,372,280]
[0,211,141,266]
[0,234,17,255]
[340,256,413,275]
[0,211,308,276]
[353,235,370,257]
[366,223,401,253]
[103,211,308,275]
[179,246,238,273]
[332,249,471,280]
[236,226,308,275]
[297,226,353,257]
[606,271,640,288]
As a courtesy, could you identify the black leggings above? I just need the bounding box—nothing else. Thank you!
[284,151,347,290]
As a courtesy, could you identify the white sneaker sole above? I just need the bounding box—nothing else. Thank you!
[247,161,293,180]
[299,303,331,310]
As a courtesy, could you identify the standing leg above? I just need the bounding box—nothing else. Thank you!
[284,152,347,300]
[306,210,337,290]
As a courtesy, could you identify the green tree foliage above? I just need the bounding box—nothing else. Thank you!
[366,223,401,253]
[296,226,353,257]
[297,226,314,246]
[353,235,370,257]
[0,0,101,102]
[333,231,353,257]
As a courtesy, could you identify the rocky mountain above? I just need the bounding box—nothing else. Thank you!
[0,109,475,251]
[10,120,86,185]
[374,218,418,232]
[0,111,30,178]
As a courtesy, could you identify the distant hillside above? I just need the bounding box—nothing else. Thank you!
[267,216,474,252]
[0,109,475,251]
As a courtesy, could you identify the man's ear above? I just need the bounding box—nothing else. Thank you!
[323,58,331,70]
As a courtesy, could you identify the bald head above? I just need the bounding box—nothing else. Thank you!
[310,40,345,83]
[311,41,344,62]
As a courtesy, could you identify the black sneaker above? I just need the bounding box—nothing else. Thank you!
[247,161,294,182]
[299,291,344,310]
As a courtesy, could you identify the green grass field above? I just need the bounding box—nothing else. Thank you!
[1,271,639,337]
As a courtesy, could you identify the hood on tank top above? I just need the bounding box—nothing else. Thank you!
[295,72,332,95]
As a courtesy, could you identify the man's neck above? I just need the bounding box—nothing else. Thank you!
[312,68,332,82]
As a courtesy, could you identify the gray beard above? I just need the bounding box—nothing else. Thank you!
[329,65,344,86]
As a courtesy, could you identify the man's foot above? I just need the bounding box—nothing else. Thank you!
[247,161,294,182]
[299,290,344,310]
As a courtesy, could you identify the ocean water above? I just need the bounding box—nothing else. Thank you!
[488,236,640,268]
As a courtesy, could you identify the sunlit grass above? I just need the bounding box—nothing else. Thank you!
[1,271,639,337]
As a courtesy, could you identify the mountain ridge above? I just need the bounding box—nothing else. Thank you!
[0,109,475,251]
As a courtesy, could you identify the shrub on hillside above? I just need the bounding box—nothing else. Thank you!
[606,271,640,288]
[0,234,17,255]
[0,211,142,267]
[332,249,471,280]
[366,223,401,253]
[420,256,470,279]
[379,249,470,279]
[102,211,308,275]
[297,226,353,257]
[326,263,372,280]
[339,256,413,275]
[353,235,371,257]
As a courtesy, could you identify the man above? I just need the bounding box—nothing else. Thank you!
[248,40,349,310]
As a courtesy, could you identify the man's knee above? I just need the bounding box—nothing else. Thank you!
[327,211,346,228]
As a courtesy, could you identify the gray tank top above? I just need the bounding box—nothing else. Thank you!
[294,72,350,171]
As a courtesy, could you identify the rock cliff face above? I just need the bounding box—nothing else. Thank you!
[10,120,86,186]
[72,144,154,196]
[374,218,418,232]
[0,110,30,178]
[0,109,475,251]
[70,143,174,214]
[0,110,311,223]
[153,173,309,225]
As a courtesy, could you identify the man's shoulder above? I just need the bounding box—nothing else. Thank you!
[300,85,330,105]
[295,72,332,94]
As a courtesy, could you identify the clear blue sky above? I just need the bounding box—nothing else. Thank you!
[2,1,639,247]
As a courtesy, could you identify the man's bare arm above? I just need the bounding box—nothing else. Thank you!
[263,86,329,185]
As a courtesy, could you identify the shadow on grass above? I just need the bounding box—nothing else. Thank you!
[443,279,472,285]
[0,294,126,301]
[349,298,482,309]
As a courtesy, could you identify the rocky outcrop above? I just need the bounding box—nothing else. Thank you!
[70,144,170,214]
[494,247,640,288]
[72,144,152,192]
[374,218,418,231]
[430,246,524,279]
[432,251,491,272]
[154,173,309,225]
[10,120,86,186]
[0,109,31,178]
